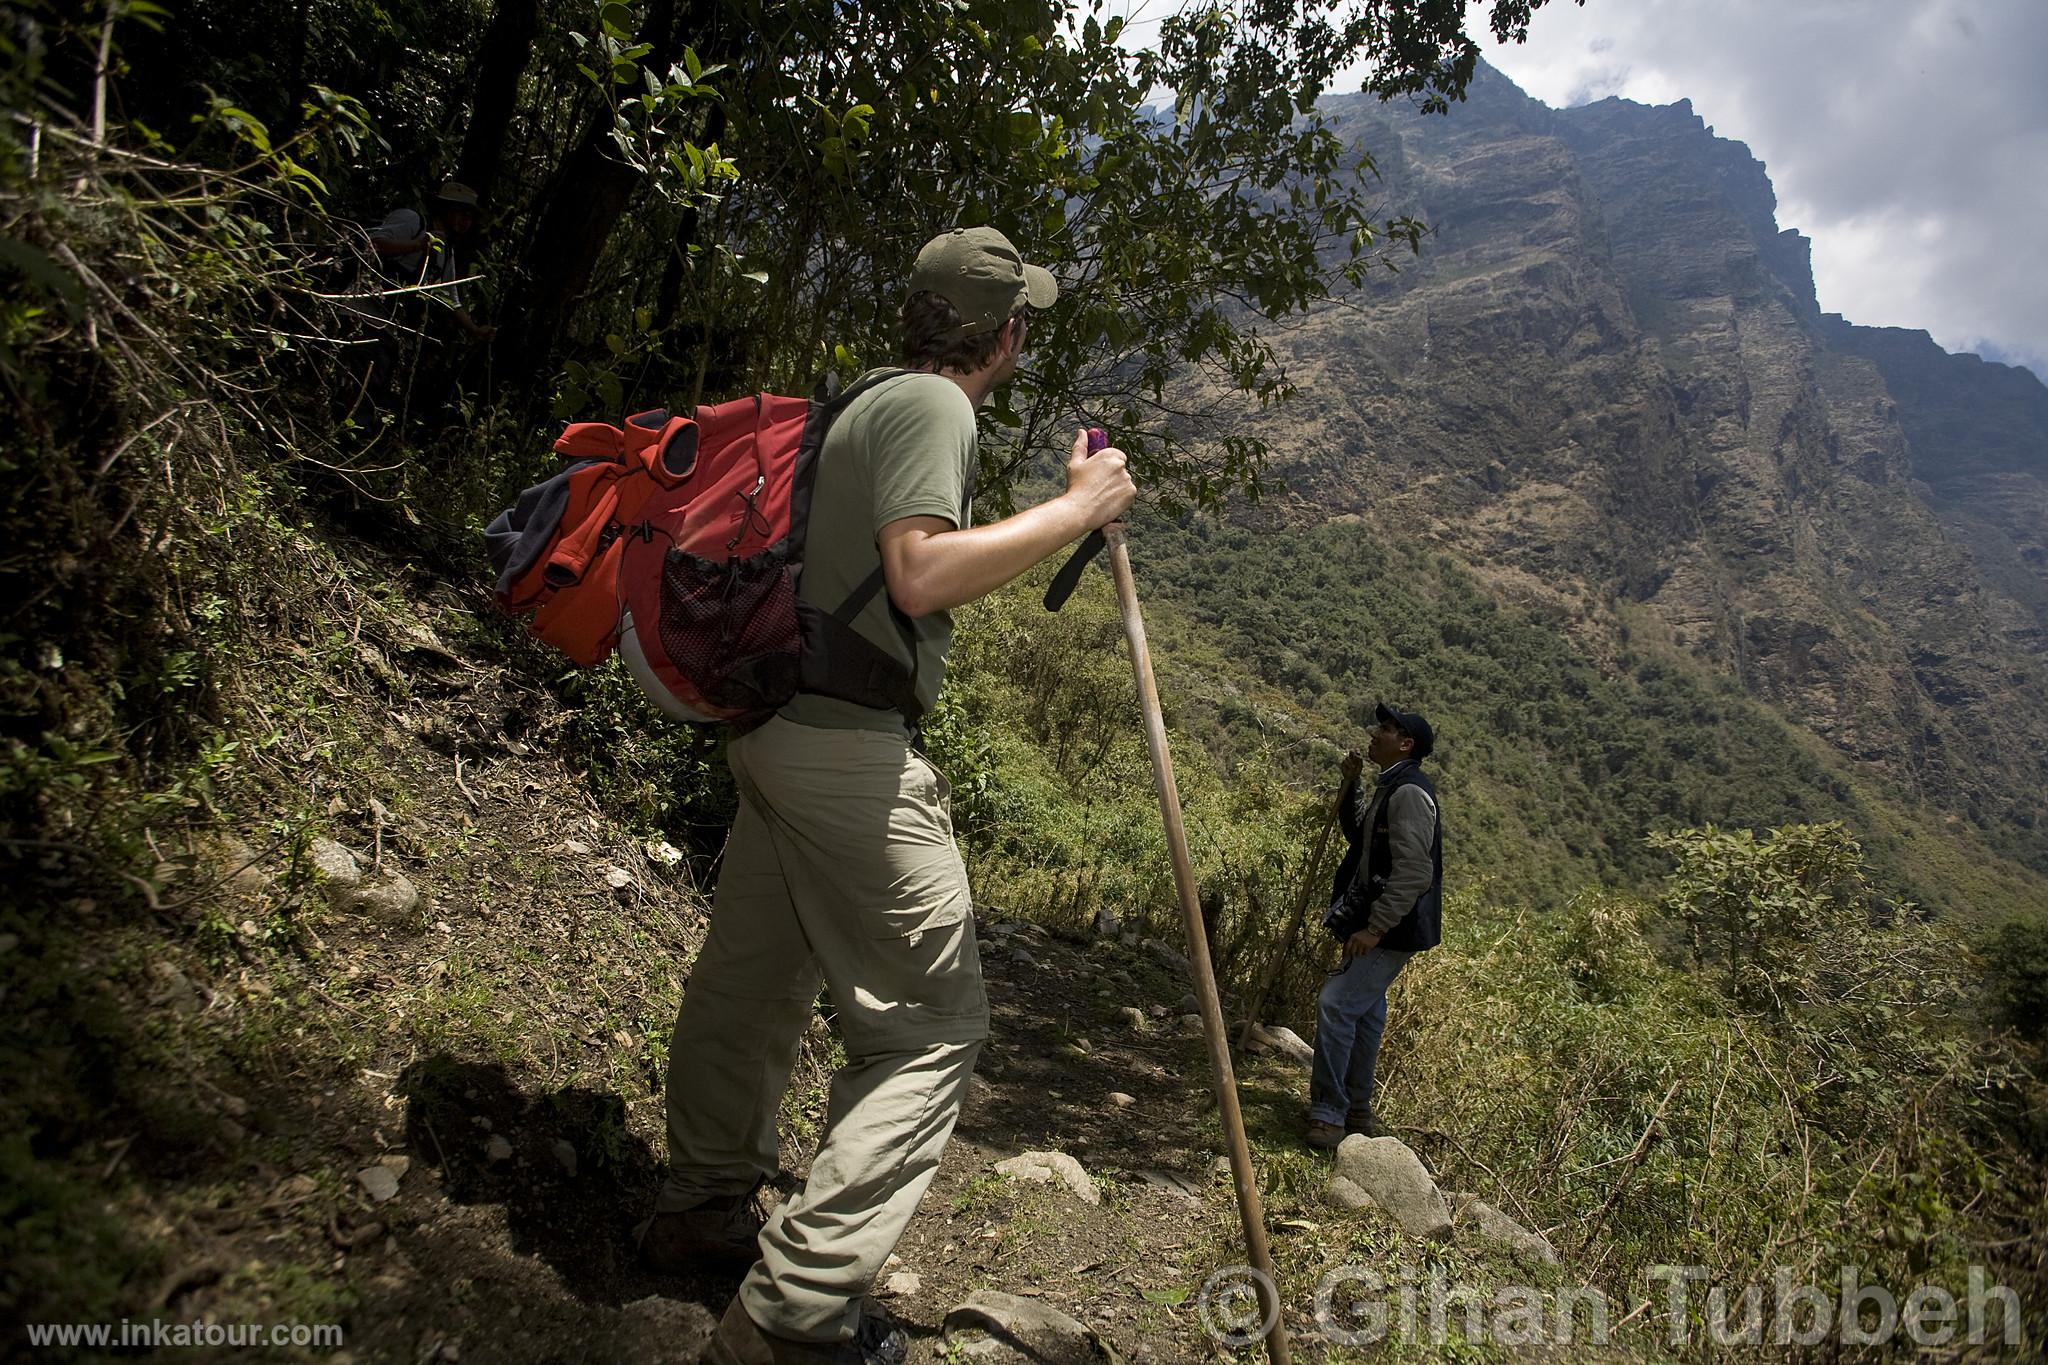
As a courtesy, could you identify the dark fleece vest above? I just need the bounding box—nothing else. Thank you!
[1327,762,1443,952]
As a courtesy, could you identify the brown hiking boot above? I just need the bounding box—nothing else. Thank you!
[1345,1109,1386,1138]
[636,1185,766,1272]
[703,1298,907,1365]
[1305,1119,1346,1151]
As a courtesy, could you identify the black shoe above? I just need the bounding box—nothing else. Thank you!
[636,1183,766,1272]
[703,1298,907,1365]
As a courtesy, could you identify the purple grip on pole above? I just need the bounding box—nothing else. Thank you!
[1086,427,1108,453]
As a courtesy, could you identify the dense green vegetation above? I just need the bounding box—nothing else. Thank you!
[1155,517,2048,920]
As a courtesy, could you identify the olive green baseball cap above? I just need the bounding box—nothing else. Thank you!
[909,227,1057,336]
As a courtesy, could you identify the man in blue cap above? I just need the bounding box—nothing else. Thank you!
[1307,701,1443,1149]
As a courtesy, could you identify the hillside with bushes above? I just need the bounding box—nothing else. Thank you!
[3,2,2044,1359]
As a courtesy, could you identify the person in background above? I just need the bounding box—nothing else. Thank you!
[1306,701,1442,1150]
[368,179,496,347]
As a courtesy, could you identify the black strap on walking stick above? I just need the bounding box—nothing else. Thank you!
[1043,428,1112,612]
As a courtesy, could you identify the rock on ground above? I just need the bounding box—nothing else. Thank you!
[1333,1135,1451,1241]
[612,1297,717,1363]
[1245,1023,1314,1064]
[357,1165,401,1203]
[309,838,362,905]
[1325,1174,1374,1211]
[201,832,273,896]
[1141,939,1191,976]
[348,871,420,924]
[944,1290,1120,1364]
[1447,1191,1561,1265]
[1137,1170,1202,1202]
[994,1151,1099,1206]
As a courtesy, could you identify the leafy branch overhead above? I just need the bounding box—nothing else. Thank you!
[517,0,1575,513]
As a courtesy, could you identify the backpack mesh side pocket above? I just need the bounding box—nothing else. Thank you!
[657,547,802,712]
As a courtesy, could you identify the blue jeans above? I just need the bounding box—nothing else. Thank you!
[1308,946,1412,1126]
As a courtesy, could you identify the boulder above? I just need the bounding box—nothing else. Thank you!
[1115,1007,1147,1033]
[1325,1174,1374,1211]
[1091,909,1121,939]
[1244,1024,1314,1064]
[348,872,420,925]
[944,1291,1120,1364]
[1333,1135,1452,1241]
[994,1151,1099,1206]
[309,838,362,906]
[1141,939,1191,976]
[1450,1193,1560,1266]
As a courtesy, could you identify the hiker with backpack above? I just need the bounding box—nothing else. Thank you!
[621,227,1136,1364]
[1305,702,1442,1151]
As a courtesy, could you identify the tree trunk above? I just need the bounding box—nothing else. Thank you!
[503,0,694,391]
[456,0,542,203]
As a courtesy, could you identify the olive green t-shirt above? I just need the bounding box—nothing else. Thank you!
[779,370,976,734]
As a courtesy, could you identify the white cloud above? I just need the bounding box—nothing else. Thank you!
[1479,0,2048,378]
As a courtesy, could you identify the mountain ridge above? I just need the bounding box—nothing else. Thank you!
[1194,62,2048,909]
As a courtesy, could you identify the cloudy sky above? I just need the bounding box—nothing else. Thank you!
[1110,0,2046,382]
[1476,0,2048,381]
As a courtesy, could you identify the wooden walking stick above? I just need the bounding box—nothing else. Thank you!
[1097,513,1293,1364]
[1236,781,1344,1052]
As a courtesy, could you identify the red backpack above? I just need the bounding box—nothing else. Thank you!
[485,371,946,726]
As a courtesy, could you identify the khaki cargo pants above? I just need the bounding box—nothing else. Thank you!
[658,715,988,1343]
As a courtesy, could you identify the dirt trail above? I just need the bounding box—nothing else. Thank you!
[319,911,1288,1364]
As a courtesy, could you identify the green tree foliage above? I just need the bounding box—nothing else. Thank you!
[1983,914,2048,1046]
[1651,822,1883,1011]
[79,0,1573,517]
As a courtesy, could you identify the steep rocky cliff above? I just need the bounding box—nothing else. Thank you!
[1224,64,2048,893]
